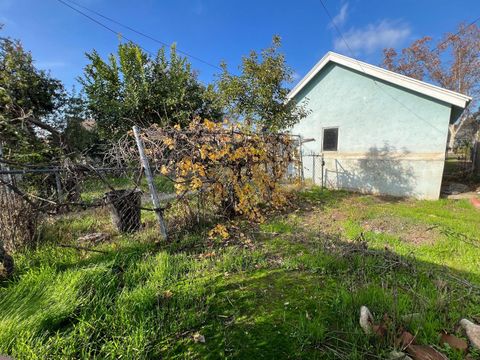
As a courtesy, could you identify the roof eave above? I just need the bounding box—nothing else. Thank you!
[287,52,472,109]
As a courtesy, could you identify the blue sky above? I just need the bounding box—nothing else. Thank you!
[1,0,479,90]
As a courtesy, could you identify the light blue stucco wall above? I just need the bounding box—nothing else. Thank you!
[292,63,452,199]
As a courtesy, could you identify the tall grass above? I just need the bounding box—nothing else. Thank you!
[0,187,479,359]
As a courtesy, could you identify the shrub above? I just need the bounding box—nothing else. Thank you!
[120,119,299,222]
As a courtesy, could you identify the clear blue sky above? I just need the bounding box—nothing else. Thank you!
[1,0,479,90]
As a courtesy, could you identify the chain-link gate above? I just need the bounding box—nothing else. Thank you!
[300,152,325,187]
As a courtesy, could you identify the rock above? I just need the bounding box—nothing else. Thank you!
[444,182,469,195]
[405,345,448,360]
[396,331,416,350]
[439,332,468,352]
[193,332,205,343]
[359,306,374,334]
[459,318,480,349]
[389,350,413,360]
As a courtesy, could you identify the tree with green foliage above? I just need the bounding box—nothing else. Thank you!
[0,27,70,274]
[80,42,222,140]
[216,35,309,132]
[0,27,66,164]
[62,92,102,158]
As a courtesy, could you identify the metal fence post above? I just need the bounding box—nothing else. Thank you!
[55,171,63,203]
[0,143,12,193]
[321,154,325,189]
[472,140,480,174]
[132,126,168,240]
[312,154,316,185]
[299,138,305,182]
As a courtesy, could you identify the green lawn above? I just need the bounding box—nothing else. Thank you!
[1,188,479,359]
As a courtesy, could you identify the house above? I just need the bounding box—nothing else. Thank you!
[288,52,472,199]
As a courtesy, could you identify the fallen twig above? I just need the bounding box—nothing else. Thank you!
[58,244,108,254]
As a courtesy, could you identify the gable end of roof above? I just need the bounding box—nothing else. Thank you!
[287,52,472,109]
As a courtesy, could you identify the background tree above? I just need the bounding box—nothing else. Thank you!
[81,43,222,141]
[217,35,309,132]
[382,23,480,149]
[0,27,70,271]
[63,91,101,158]
[0,28,67,164]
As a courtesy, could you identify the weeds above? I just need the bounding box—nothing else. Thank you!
[0,188,479,359]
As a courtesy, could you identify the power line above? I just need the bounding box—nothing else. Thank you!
[317,0,446,134]
[318,0,360,68]
[55,0,156,58]
[59,0,222,71]
[55,0,211,86]
[432,15,480,52]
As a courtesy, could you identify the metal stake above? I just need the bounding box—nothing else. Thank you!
[132,125,168,240]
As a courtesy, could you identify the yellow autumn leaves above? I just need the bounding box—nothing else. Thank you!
[208,224,230,240]
[140,118,297,227]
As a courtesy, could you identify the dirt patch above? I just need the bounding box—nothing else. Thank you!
[299,208,347,236]
[281,192,441,246]
[362,217,441,245]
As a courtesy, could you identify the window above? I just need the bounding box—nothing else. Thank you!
[322,128,338,151]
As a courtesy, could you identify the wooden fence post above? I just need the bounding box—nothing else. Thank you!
[133,126,168,240]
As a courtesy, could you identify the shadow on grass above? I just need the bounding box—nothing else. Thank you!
[298,186,407,209]
[1,189,479,359]
[157,232,480,359]
[2,231,479,359]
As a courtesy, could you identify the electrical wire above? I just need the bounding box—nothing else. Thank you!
[432,15,480,52]
[55,0,211,86]
[60,0,222,71]
[55,0,155,57]
[318,0,451,134]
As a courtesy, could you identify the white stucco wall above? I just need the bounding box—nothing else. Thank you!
[292,63,452,199]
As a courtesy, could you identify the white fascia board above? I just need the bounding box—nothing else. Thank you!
[287,52,472,109]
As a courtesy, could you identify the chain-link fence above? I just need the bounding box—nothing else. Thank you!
[300,152,325,187]
[444,140,480,181]
[0,163,147,252]
[0,184,38,253]
[1,129,302,255]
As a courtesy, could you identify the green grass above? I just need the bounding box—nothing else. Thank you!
[1,187,479,359]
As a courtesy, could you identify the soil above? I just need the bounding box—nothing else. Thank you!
[361,217,441,245]
[300,208,347,236]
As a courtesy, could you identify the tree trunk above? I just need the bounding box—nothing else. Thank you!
[105,189,142,233]
[448,124,458,151]
[0,245,14,280]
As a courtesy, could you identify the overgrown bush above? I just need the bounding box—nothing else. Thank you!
[118,119,299,222]
[0,188,39,253]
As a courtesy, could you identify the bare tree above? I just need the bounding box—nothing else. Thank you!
[382,22,480,149]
